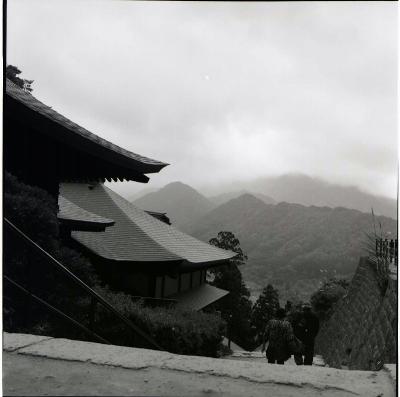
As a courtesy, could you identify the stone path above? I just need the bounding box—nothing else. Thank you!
[227,350,326,367]
[3,332,395,397]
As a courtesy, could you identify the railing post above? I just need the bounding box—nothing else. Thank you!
[390,239,394,263]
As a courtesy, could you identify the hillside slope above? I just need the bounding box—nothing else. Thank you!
[187,194,397,301]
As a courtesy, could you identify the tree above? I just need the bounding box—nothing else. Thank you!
[6,65,34,92]
[4,172,99,333]
[208,231,254,349]
[310,278,349,320]
[251,284,280,340]
[209,231,247,266]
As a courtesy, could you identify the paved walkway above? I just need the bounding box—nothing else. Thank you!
[3,333,396,396]
[227,350,326,366]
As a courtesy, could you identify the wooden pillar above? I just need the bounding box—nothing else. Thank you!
[149,276,156,297]
[161,276,165,298]
[178,273,182,293]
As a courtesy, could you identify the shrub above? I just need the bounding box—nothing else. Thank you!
[310,278,349,320]
[95,286,227,357]
[4,172,99,287]
[4,172,59,251]
[4,172,99,333]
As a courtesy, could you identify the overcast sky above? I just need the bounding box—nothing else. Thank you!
[7,1,398,198]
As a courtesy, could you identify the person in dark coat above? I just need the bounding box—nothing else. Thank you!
[261,308,296,364]
[292,304,320,365]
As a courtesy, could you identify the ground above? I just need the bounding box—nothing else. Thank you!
[3,333,395,397]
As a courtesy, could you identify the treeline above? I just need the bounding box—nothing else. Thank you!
[189,194,397,302]
[207,230,350,350]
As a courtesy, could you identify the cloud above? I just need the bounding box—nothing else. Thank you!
[7,1,398,198]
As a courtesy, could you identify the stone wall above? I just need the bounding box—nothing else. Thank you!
[315,257,397,370]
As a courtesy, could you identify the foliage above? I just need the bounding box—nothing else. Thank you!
[209,231,247,266]
[251,284,280,340]
[95,286,227,357]
[310,278,349,320]
[3,172,100,333]
[4,172,59,250]
[6,65,34,92]
[190,196,397,302]
[208,231,255,350]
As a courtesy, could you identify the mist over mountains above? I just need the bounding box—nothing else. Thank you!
[132,174,397,301]
[203,174,397,219]
[133,174,396,224]
[209,190,276,207]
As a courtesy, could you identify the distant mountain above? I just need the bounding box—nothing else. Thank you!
[187,193,397,302]
[133,182,215,230]
[127,187,158,202]
[209,190,276,206]
[241,174,397,219]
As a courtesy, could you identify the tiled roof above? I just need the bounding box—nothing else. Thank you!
[172,284,229,311]
[58,196,115,227]
[5,79,168,173]
[60,183,236,265]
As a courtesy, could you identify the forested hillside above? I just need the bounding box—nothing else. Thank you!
[186,194,397,301]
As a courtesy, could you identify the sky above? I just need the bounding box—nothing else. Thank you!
[7,1,398,199]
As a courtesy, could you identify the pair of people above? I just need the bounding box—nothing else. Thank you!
[292,304,320,365]
[261,305,319,365]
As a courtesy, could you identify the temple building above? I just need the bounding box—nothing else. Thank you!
[5,78,235,311]
[60,183,233,310]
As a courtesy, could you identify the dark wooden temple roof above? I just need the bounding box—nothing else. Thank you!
[60,183,236,267]
[58,196,115,232]
[172,284,229,311]
[5,79,168,183]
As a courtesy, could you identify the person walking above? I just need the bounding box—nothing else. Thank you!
[292,303,320,365]
[261,308,297,364]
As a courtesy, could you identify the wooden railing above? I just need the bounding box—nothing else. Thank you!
[375,238,398,265]
[3,217,164,350]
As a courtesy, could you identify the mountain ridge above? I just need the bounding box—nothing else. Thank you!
[186,192,397,301]
[132,174,397,220]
